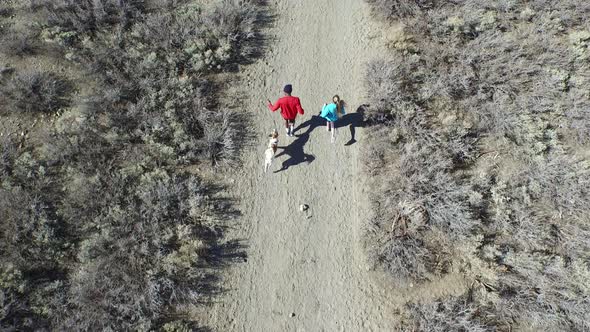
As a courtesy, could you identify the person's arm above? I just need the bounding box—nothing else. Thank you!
[341,105,346,115]
[320,103,330,118]
[267,99,281,112]
[296,98,305,115]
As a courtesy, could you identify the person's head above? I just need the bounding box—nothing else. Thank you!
[283,84,293,95]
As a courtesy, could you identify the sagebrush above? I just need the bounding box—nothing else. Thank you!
[364,0,590,330]
[0,0,264,330]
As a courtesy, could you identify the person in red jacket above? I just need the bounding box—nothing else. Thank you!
[267,84,305,137]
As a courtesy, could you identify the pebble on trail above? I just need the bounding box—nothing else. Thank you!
[299,204,309,212]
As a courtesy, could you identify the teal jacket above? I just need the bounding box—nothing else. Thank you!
[320,103,345,122]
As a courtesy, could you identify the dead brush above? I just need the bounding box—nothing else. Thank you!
[390,201,429,237]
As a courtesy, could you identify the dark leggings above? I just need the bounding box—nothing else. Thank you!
[284,119,295,128]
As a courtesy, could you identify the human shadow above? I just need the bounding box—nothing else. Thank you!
[273,115,324,173]
[336,105,367,146]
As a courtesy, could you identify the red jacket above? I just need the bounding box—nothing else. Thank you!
[268,96,304,120]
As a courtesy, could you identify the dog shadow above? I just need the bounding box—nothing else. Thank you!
[273,115,323,173]
[336,105,367,146]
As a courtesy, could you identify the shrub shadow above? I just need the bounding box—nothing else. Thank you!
[193,184,248,301]
[225,2,276,71]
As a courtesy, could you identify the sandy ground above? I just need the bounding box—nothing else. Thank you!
[202,1,400,330]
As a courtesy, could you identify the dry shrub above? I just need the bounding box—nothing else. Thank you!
[67,0,262,166]
[0,0,264,330]
[364,0,590,330]
[0,4,13,17]
[0,27,38,57]
[0,137,17,178]
[483,153,590,330]
[59,171,214,331]
[1,71,72,114]
[404,296,492,332]
[31,0,144,35]
[490,154,590,254]
[0,138,66,330]
[365,0,440,19]
[498,254,590,331]
[364,102,479,284]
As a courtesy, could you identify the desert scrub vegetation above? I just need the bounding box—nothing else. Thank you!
[0,27,38,57]
[1,0,264,330]
[363,0,590,331]
[0,71,73,114]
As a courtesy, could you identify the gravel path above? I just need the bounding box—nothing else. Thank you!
[203,1,397,330]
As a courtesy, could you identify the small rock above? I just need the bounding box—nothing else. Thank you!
[290,313,295,318]
[299,204,309,212]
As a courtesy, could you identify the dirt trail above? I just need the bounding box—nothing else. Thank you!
[203,1,397,330]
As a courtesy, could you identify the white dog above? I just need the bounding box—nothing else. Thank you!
[264,129,279,173]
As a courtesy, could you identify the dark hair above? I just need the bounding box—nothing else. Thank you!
[333,95,343,115]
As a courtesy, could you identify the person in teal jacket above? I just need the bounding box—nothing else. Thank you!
[320,95,346,143]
